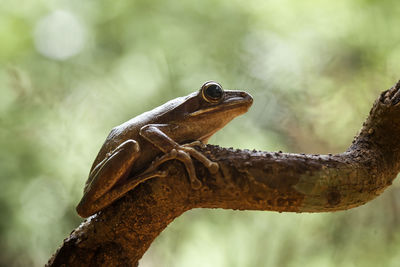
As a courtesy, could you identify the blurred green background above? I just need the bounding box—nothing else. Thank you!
[2,0,400,266]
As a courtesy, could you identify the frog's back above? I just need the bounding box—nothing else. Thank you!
[88,115,148,175]
[87,94,192,176]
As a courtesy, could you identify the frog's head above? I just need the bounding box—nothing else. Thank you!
[178,81,253,143]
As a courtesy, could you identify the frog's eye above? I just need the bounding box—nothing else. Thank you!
[201,81,224,103]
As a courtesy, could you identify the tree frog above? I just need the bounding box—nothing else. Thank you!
[76,81,253,217]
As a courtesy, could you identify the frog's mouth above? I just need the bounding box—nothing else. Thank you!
[189,94,253,117]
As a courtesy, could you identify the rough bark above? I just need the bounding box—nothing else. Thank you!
[47,81,400,266]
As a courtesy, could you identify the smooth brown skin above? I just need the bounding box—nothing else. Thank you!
[76,81,253,217]
[48,81,400,267]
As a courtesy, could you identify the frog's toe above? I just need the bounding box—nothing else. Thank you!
[208,162,219,174]
[191,178,202,190]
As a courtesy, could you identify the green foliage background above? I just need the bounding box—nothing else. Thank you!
[2,0,400,266]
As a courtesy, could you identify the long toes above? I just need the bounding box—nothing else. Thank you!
[184,141,203,147]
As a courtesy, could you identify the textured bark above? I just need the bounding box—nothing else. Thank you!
[47,81,400,266]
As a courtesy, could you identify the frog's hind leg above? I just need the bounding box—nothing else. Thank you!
[76,140,140,217]
[91,169,167,213]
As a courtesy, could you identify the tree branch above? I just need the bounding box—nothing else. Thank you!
[47,81,400,266]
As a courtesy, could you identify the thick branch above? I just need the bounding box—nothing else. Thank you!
[47,82,400,266]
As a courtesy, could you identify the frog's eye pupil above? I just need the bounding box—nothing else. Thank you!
[206,84,223,99]
[202,82,224,102]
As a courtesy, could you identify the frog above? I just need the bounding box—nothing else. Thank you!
[76,81,253,217]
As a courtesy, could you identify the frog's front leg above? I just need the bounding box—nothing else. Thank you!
[140,124,219,189]
[76,140,164,217]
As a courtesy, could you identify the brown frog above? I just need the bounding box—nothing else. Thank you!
[76,81,253,217]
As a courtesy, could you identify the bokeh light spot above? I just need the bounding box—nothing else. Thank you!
[34,10,86,60]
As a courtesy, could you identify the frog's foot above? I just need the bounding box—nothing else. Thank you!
[111,170,168,199]
[146,145,219,189]
[182,140,206,148]
[179,144,219,174]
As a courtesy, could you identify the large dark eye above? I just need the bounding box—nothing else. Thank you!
[201,81,224,103]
